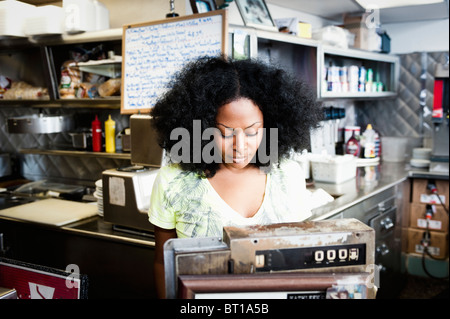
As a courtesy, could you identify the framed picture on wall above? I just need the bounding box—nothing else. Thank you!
[235,0,277,31]
[190,0,217,13]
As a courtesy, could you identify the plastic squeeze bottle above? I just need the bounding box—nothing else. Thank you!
[363,124,376,158]
[91,115,102,152]
[345,129,360,157]
[105,115,116,153]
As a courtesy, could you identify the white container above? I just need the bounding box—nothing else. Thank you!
[381,136,407,162]
[63,0,109,34]
[63,0,96,33]
[312,26,349,49]
[24,5,64,36]
[0,0,35,37]
[310,154,357,184]
[93,0,109,31]
[412,148,432,160]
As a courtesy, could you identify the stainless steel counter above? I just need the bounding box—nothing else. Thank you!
[309,162,411,221]
[2,162,446,248]
[63,162,412,245]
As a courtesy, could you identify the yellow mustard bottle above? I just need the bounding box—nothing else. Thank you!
[105,115,116,153]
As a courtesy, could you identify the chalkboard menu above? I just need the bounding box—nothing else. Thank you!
[121,10,228,114]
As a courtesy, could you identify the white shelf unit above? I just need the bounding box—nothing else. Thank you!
[228,25,399,101]
[318,45,400,100]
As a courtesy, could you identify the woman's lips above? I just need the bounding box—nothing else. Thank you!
[232,157,246,163]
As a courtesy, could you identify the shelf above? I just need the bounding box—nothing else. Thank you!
[318,45,400,100]
[229,25,320,47]
[0,98,121,108]
[19,148,131,160]
[56,98,121,108]
[320,91,397,99]
[322,45,399,63]
[0,28,123,48]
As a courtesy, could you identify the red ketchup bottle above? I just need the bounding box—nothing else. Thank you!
[92,115,102,152]
[345,130,361,157]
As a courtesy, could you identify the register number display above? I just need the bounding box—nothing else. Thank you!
[255,244,366,271]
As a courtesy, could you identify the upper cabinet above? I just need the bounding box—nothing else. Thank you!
[228,24,399,101]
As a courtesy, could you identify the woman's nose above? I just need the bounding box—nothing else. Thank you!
[233,129,246,153]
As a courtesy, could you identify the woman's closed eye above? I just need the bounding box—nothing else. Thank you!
[220,127,259,138]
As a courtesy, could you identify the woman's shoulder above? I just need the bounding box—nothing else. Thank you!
[156,163,203,187]
[268,158,306,188]
[272,158,304,175]
[157,163,183,178]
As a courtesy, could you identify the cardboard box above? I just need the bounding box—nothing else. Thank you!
[298,22,312,38]
[407,228,448,259]
[343,14,381,51]
[410,203,449,232]
[412,179,449,207]
[274,18,311,38]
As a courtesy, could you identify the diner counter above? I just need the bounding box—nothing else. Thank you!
[309,162,410,221]
[1,162,447,247]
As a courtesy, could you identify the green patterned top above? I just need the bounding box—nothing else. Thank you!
[148,159,311,238]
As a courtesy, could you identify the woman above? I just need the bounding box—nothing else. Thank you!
[148,56,323,298]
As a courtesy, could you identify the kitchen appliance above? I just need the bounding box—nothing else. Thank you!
[430,61,449,173]
[7,114,74,134]
[12,180,86,202]
[102,114,165,234]
[102,166,158,233]
[69,130,92,150]
[164,218,376,299]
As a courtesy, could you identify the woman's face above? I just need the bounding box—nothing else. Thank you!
[214,98,264,170]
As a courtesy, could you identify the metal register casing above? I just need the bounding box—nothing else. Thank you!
[223,218,375,274]
[165,218,376,298]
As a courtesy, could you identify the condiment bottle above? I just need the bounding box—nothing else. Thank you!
[91,115,102,152]
[362,124,376,158]
[105,115,116,153]
[345,130,360,157]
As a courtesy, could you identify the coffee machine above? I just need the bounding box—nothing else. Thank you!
[102,114,165,234]
[430,61,449,173]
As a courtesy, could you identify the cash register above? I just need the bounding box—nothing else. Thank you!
[164,218,377,299]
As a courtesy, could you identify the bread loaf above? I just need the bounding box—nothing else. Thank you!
[98,78,121,97]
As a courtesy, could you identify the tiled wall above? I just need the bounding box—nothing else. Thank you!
[356,51,449,141]
[0,107,131,185]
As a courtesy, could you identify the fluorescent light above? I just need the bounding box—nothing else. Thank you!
[355,0,444,9]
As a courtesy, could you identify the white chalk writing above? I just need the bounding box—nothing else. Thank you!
[123,15,224,110]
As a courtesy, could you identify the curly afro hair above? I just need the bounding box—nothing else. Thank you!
[150,55,323,178]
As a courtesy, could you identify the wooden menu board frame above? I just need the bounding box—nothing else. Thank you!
[121,10,228,114]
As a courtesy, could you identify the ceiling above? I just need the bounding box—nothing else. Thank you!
[19,0,449,23]
[266,0,449,23]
